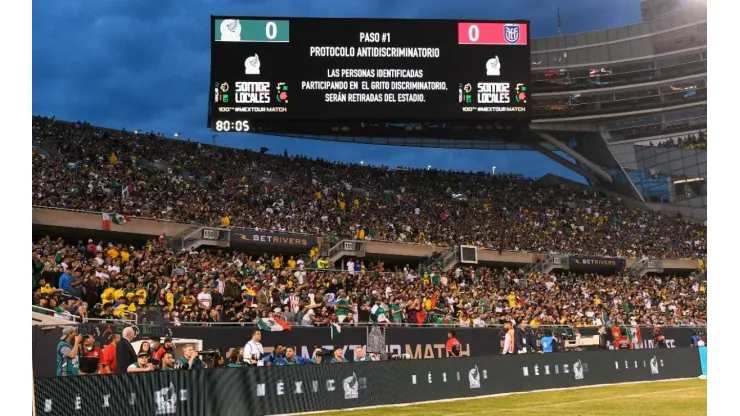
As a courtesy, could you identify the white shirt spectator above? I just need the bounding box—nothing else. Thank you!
[502,331,513,354]
[346,260,355,274]
[243,340,264,363]
[301,308,315,326]
[197,291,212,309]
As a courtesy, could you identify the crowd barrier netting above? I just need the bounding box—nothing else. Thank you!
[34,348,702,416]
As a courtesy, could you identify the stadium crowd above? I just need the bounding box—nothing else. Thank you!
[32,117,706,258]
[32,236,707,329]
[654,130,707,150]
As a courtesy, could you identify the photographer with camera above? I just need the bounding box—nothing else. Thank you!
[127,352,156,373]
[56,326,82,376]
[243,329,264,366]
[310,347,325,364]
[176,344,204,370]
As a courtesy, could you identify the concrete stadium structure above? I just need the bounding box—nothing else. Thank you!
[530,2,706,209]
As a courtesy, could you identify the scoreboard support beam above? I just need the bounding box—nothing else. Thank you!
[536,132,614,184]
[523,139,602,185]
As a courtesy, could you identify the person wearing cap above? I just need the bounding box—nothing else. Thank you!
[56,326,83,376]
[328,347,348,364]
[128,352,155,373]
[153,337,173,362]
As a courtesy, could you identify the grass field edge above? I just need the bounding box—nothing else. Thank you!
[269,377,706,416]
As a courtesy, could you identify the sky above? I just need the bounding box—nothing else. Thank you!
[32,0,645,181]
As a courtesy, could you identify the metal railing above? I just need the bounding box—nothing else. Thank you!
[32,306,137,326]
[32,205,178,224]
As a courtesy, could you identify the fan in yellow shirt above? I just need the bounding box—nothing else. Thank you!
[39,283,55,295]
[101,287,116,304]
[166,291,175,311]
[287,257,297,269]
[120,249,130,263]
[113,301,136,317]
[135,288,147,305]
[506,293,517,308]
[273,256,282,269]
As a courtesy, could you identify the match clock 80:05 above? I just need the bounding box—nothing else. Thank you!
[214,119,251,132]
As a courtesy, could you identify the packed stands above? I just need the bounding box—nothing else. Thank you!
[32,235,707,328]
[32,117,706,258]
[655,131,707,150]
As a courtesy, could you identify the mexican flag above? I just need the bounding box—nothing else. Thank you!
[112,214,131,225]
[330,322,341,340]
[102,213,111,231]
[257,316,292,332]
[626,326,642,348]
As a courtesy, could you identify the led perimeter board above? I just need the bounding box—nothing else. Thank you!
[209,16,531,131]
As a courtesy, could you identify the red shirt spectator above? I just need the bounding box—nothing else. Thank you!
[99,334,120,375]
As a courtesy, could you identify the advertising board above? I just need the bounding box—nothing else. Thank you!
[34,349,702,416]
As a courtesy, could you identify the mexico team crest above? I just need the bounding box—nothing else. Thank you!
[504,24,520,44]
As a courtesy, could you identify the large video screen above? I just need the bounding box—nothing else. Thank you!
[209,17,530,130]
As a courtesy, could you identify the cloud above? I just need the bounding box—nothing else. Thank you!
[33,0,644,181]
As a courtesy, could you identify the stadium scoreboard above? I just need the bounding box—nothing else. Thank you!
[209,16,530,131]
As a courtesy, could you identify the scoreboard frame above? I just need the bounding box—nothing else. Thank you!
[208,16,531,131]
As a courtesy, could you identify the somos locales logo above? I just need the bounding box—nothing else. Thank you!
[468,365,482,389]
[343,373,360,399]
[155,383,188,415]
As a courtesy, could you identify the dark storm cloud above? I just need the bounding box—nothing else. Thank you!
[32,0,642,179]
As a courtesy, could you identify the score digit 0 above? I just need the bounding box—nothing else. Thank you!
[265,21,277,40]
[468,24,479,43]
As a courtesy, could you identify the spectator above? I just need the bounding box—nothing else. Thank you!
[32,117,706,258]
[243,329,264,365]
[31,233,707,328]
[539,329,557,353]
[353,347,372,362]
[115,327,137,374]
[177,344,203,370]
[446,330,461,357]
[515,322,538,354]
[56,326,82,376]
[160,352,176,371]
[328,348,348,364]
[127,352,155,373]
[99,334,119,374]
[80,334,103,374]
[501,322,515,354]
[278,346,309,365]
